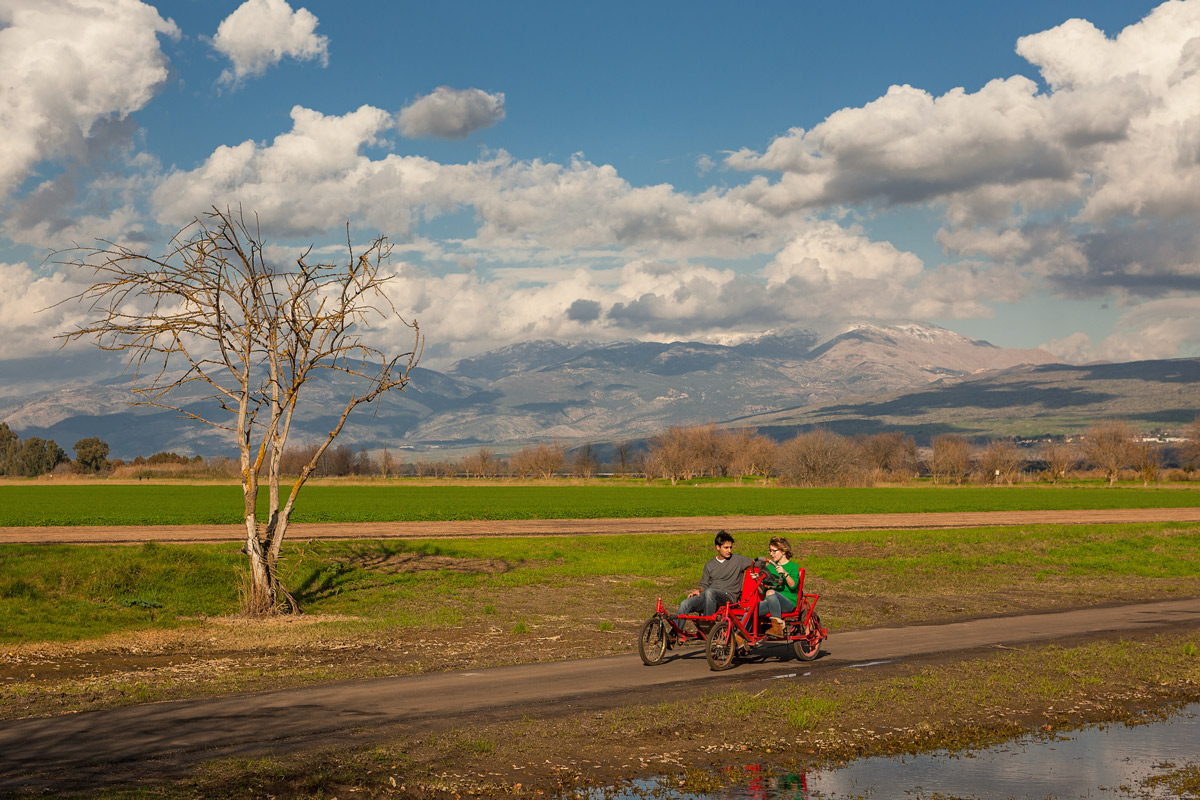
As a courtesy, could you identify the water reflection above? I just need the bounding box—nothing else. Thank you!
[722,765,807,800]
[598,703,1199,799]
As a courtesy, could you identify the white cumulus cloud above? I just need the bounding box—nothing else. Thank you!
[0,0,177,202]
[213,0,328,87]
[397,87,506,140]
[0,261,94,358]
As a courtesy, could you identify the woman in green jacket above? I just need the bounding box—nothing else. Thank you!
[758,536,801,637]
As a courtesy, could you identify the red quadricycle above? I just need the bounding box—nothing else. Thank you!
[638,559,828,670]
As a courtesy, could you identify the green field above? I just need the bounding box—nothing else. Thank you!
[1,482,1198,526]
[4,523,1200,644]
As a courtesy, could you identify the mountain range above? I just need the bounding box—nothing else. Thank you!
[7,322,1192,460]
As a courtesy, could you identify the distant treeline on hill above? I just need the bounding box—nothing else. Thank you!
[6,419,1199,487]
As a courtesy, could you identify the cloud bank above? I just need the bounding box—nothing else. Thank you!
[3,1,1200,369]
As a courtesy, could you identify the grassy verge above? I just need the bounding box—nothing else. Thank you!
[3,523,1200,722]
[5,523,1200,645]
[2,482,1200,526]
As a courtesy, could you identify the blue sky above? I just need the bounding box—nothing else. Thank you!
[2,0,1197,385]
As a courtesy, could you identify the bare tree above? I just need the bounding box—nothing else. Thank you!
[978,439,1023,485]
[613,441,636,476]
[572,443,600,478]
[350,445,374,476]
[56,207,422,613]
[930,434,972,485]
[480,447,502,478]
[430,459,456,478]
[687,424,726,477]
[534,442,566,478]
[511,441,565,479]
[1131,439,1162,486]
[1039,440,1076,484]
[725,428,777,484]
[646,426,697,485]
[1081,420,1135,486]
[609,443,638,474]
[1178,418,1200,477]
[379,445,399,478]
[857,432,918,482]
[776,429,864,487]
[462,447,498,479]
[510,446,537,478]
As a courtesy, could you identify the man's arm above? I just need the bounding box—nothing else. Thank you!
[688,559,715,597]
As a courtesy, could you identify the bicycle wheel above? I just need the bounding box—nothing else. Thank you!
[638,617,669,666]
[792,613,822,662]
[706,619,737,671]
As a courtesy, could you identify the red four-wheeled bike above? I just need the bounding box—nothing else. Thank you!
[638,558,828,670]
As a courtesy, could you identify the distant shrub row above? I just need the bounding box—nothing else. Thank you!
[7,419,1200,487]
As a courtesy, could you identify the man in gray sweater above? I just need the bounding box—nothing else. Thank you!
[675,530,754,618]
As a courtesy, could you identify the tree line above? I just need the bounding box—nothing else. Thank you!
[5,418,1200,485]
[439,419,1200,486]
[0,424,231,479]
[291,418,1200,486]
[0,424,105,477]
[635,420,1200,487]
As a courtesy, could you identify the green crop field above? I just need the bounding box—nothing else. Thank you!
[0,482,1198,527]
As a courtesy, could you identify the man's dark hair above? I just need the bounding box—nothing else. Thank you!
[714,529,735,546]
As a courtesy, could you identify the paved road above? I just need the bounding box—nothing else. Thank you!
[4,507,1200,544]
[2,597,1199,791]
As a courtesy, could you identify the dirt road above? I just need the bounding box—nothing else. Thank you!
[3,597,1199,794]
[4,506,1200,545]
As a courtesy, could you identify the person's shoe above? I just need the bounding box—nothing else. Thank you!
[767,617,785,637]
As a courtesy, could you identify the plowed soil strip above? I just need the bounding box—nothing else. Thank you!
[3,507,1200,544]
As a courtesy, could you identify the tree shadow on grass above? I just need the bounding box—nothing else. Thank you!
[289,542,511,607]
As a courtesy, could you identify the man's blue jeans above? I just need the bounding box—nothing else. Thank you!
[677,587,736,617]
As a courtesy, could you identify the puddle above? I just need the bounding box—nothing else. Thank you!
[598,703,1200,799]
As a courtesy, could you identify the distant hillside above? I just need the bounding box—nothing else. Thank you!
[735,358,1200,444]
[3,322,1067,458]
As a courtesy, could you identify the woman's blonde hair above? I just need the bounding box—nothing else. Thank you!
[769,536,793,559]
